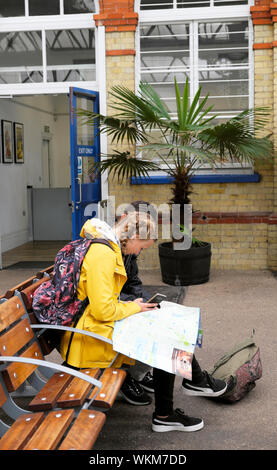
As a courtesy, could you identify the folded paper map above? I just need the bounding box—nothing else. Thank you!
[112,301,202,380]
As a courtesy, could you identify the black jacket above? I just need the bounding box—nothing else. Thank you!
[121,254,149,302]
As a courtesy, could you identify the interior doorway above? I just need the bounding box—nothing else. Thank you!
[0,93,72,270]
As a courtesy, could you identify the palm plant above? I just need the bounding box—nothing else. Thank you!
[78,77,273,221]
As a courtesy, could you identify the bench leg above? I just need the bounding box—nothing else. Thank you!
[0,376,31,420]
[28,369,50,391]
[1,392,31,421]
[0,419,10,437]
[37,366,55,380]
[12,370,49,398]
[11,382,37,398]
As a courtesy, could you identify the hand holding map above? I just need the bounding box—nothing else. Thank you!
[112,301,203,380]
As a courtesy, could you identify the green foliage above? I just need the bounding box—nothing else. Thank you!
[179,224,205,247]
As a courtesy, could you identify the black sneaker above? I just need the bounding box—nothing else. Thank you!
[139,371,154,393]
[120,373,152,406]
[152,408,204,433]
[182,370,227,397]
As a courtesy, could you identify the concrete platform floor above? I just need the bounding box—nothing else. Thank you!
[0,266,276,451]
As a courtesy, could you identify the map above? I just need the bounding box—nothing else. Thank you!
[112,301,202,380]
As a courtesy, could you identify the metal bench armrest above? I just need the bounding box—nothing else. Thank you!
[31,324,113,345]
[0,357,103,390]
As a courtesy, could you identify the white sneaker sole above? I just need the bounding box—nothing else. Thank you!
[182,383,228,397]
[152,420,204,433]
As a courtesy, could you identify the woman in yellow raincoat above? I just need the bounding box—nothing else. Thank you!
[60,211,157,370]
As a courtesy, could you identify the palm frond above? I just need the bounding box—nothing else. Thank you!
[109,85,159,128]
[182,77,190,125]
[175,78,184,128]
[94,151,160,183]
[198,112,273,163]
[141,142,218,167]
[139,81,171,121]
[77,108,148,145]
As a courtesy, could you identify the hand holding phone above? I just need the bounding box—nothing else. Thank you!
[147,293,167,308]
[134,298,159,311]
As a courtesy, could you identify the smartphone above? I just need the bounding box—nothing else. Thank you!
[147,293,167,306]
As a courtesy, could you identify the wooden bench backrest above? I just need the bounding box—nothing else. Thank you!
[18,276,60,356]
[0,297,43,392]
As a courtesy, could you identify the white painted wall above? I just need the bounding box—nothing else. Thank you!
[0,94,70,253]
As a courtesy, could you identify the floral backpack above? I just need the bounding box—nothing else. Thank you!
[208,331,262,403]
[32,238,112,326]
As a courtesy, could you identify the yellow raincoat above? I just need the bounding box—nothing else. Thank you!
[60,220,141,369]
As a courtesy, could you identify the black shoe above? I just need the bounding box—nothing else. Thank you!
[152,408,204,433]
[120,373,152,406]
[182,370,227,397]
[139,371,154,393]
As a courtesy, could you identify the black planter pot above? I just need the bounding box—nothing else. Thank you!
[158,241,212,286]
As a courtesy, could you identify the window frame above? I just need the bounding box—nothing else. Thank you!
[135,6,255,180]
[0,0,98,18]
[0,8,99,95]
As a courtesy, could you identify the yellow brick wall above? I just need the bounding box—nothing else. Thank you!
[105,31,137,208]
[106,32,135,102]
[194,223,269,270]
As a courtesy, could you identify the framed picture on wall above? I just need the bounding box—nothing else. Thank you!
[14,122,24,164]
[1,120,13,163]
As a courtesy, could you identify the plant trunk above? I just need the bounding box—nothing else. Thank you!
[170,169,192,208]
[170,169,192,240]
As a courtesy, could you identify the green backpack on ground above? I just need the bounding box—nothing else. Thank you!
[208,331,262,403]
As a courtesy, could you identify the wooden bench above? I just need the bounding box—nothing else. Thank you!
[0,274,127,450]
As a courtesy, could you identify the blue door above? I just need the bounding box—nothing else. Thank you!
[69,87,101,240]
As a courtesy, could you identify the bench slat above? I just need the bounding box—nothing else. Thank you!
[2,342,43,392]
[58,409,106,450]
[0,297,26,333]
[24,409,74,450]
[91,368,127,409]
[28,372,74,411]
[57,368,101,408]
[0,318,34,357]
[0,412,44,450]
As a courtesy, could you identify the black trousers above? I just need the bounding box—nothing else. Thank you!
[153,355,203,416]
